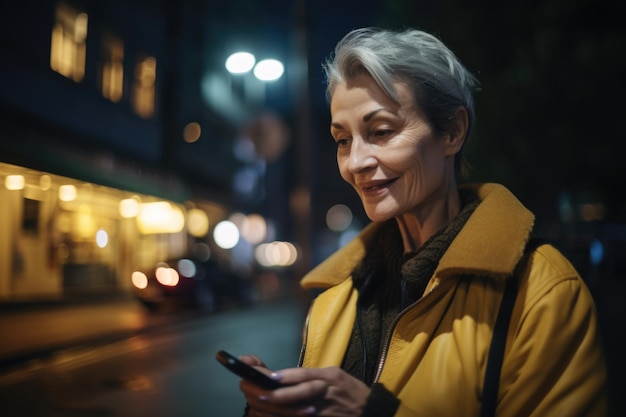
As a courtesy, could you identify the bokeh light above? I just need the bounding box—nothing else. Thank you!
[58,184,77,201]
[119,196,141,218]
[326,204,353,232]
[253,59,284,81]
[214,220,240,249]
[155,266,179,286]
[131,271,148,289]
[5,175,25,190]
[137,201,185,234]
[95,228,109,248]
[225,51,255,74]
[255,241,298,267]
[241,213,267,244]
[187,208,209,237]
[177,258,197,278]
[39,174,51,190]
[183,122,201,143]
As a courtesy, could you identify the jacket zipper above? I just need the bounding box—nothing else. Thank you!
[373,279,460,383]
[297,303,312,367]
[297,279,458,377]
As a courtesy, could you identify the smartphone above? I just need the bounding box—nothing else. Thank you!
[215,350,286,390]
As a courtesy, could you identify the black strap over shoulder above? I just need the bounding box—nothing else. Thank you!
[480,237,548,417]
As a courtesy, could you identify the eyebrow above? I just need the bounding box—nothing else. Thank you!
[330,108,388,130]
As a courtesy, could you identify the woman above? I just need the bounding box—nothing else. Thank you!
[237,27,609,417]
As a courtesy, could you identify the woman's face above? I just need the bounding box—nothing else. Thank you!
[330,73,455,222]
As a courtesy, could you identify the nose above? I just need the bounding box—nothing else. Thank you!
[347,137,377,173]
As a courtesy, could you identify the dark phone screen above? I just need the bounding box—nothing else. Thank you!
[215,350,285,390]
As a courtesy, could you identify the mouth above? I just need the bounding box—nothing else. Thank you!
[358,178,397,195]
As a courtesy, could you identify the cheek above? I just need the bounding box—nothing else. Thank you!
[397,144,444,190]
[338,162,353,185]
[413,140,445,172]
[386,146,422,174]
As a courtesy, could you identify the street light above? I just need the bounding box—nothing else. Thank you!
[225,52,255,74]
[253,59,284,81]
[223,51,286,116]
[225,52,284,82]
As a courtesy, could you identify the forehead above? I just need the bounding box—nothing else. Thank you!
[330,74,415,117]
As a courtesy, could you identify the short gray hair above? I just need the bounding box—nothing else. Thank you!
[323,27,480,178]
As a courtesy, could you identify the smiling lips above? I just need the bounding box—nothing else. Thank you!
[358,178,397,197]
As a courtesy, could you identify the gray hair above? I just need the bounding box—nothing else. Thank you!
[323,27,480,178]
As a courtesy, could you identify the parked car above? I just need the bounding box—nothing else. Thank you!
[131,256,254,313]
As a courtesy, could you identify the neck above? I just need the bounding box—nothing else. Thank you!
[395,183,461,253]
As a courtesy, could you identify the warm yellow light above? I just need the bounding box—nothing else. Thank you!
[50,4,88,82]
[59,184,77,201]
[119,197,141,218]
[101,36,124,102]
[132,56,157,118]
[57,212,72,233]
[39,175,51,190]
[187,208,209,237]
[137,201,185,234]
[5,175,25,190]
[76,204,96,238]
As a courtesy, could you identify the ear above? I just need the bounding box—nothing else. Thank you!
[443,107,469,156]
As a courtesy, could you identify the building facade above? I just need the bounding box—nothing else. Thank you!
[0,0,239,302]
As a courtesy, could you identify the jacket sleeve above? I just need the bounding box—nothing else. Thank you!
[497,246,609,416]
[361,383,400,417]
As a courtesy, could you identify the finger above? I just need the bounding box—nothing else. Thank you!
[272,366,343,386]
[243,379,326,415]
[238,354,266,367]
[240,378,274,397]
[263,379,328,406]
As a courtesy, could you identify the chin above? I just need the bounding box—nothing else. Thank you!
[364,208,395,223]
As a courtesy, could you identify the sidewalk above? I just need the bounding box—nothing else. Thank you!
[0,294,196,371]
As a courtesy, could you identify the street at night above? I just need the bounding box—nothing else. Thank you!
[0,298,306,417]
[1,0,625,416]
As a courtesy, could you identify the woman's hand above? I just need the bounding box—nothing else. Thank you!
[238,355,371,417]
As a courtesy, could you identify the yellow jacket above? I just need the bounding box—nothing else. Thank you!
[299,183,608,417]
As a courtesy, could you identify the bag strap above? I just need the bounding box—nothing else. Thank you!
[480,237,547,417]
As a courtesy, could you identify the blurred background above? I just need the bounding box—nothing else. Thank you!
[0,0,625,415]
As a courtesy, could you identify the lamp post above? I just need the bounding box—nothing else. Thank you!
[225,51,284,110]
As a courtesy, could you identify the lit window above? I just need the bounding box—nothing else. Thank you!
[50,2,88,82]
[101,34,124,102]
[132,56,157,118]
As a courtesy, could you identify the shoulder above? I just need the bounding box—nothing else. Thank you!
[526,241,580,283]
[517,240,593,309]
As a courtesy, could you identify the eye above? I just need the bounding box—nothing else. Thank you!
[335,137,350,147]
[371,129,393,139]
[331,130,350,147]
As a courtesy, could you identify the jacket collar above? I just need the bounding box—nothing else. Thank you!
[301,183,534,289]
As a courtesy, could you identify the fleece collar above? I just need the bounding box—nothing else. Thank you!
[300,183,534,289]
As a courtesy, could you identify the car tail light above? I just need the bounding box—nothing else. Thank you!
[131,271,149,289]
[156,267,179,286]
